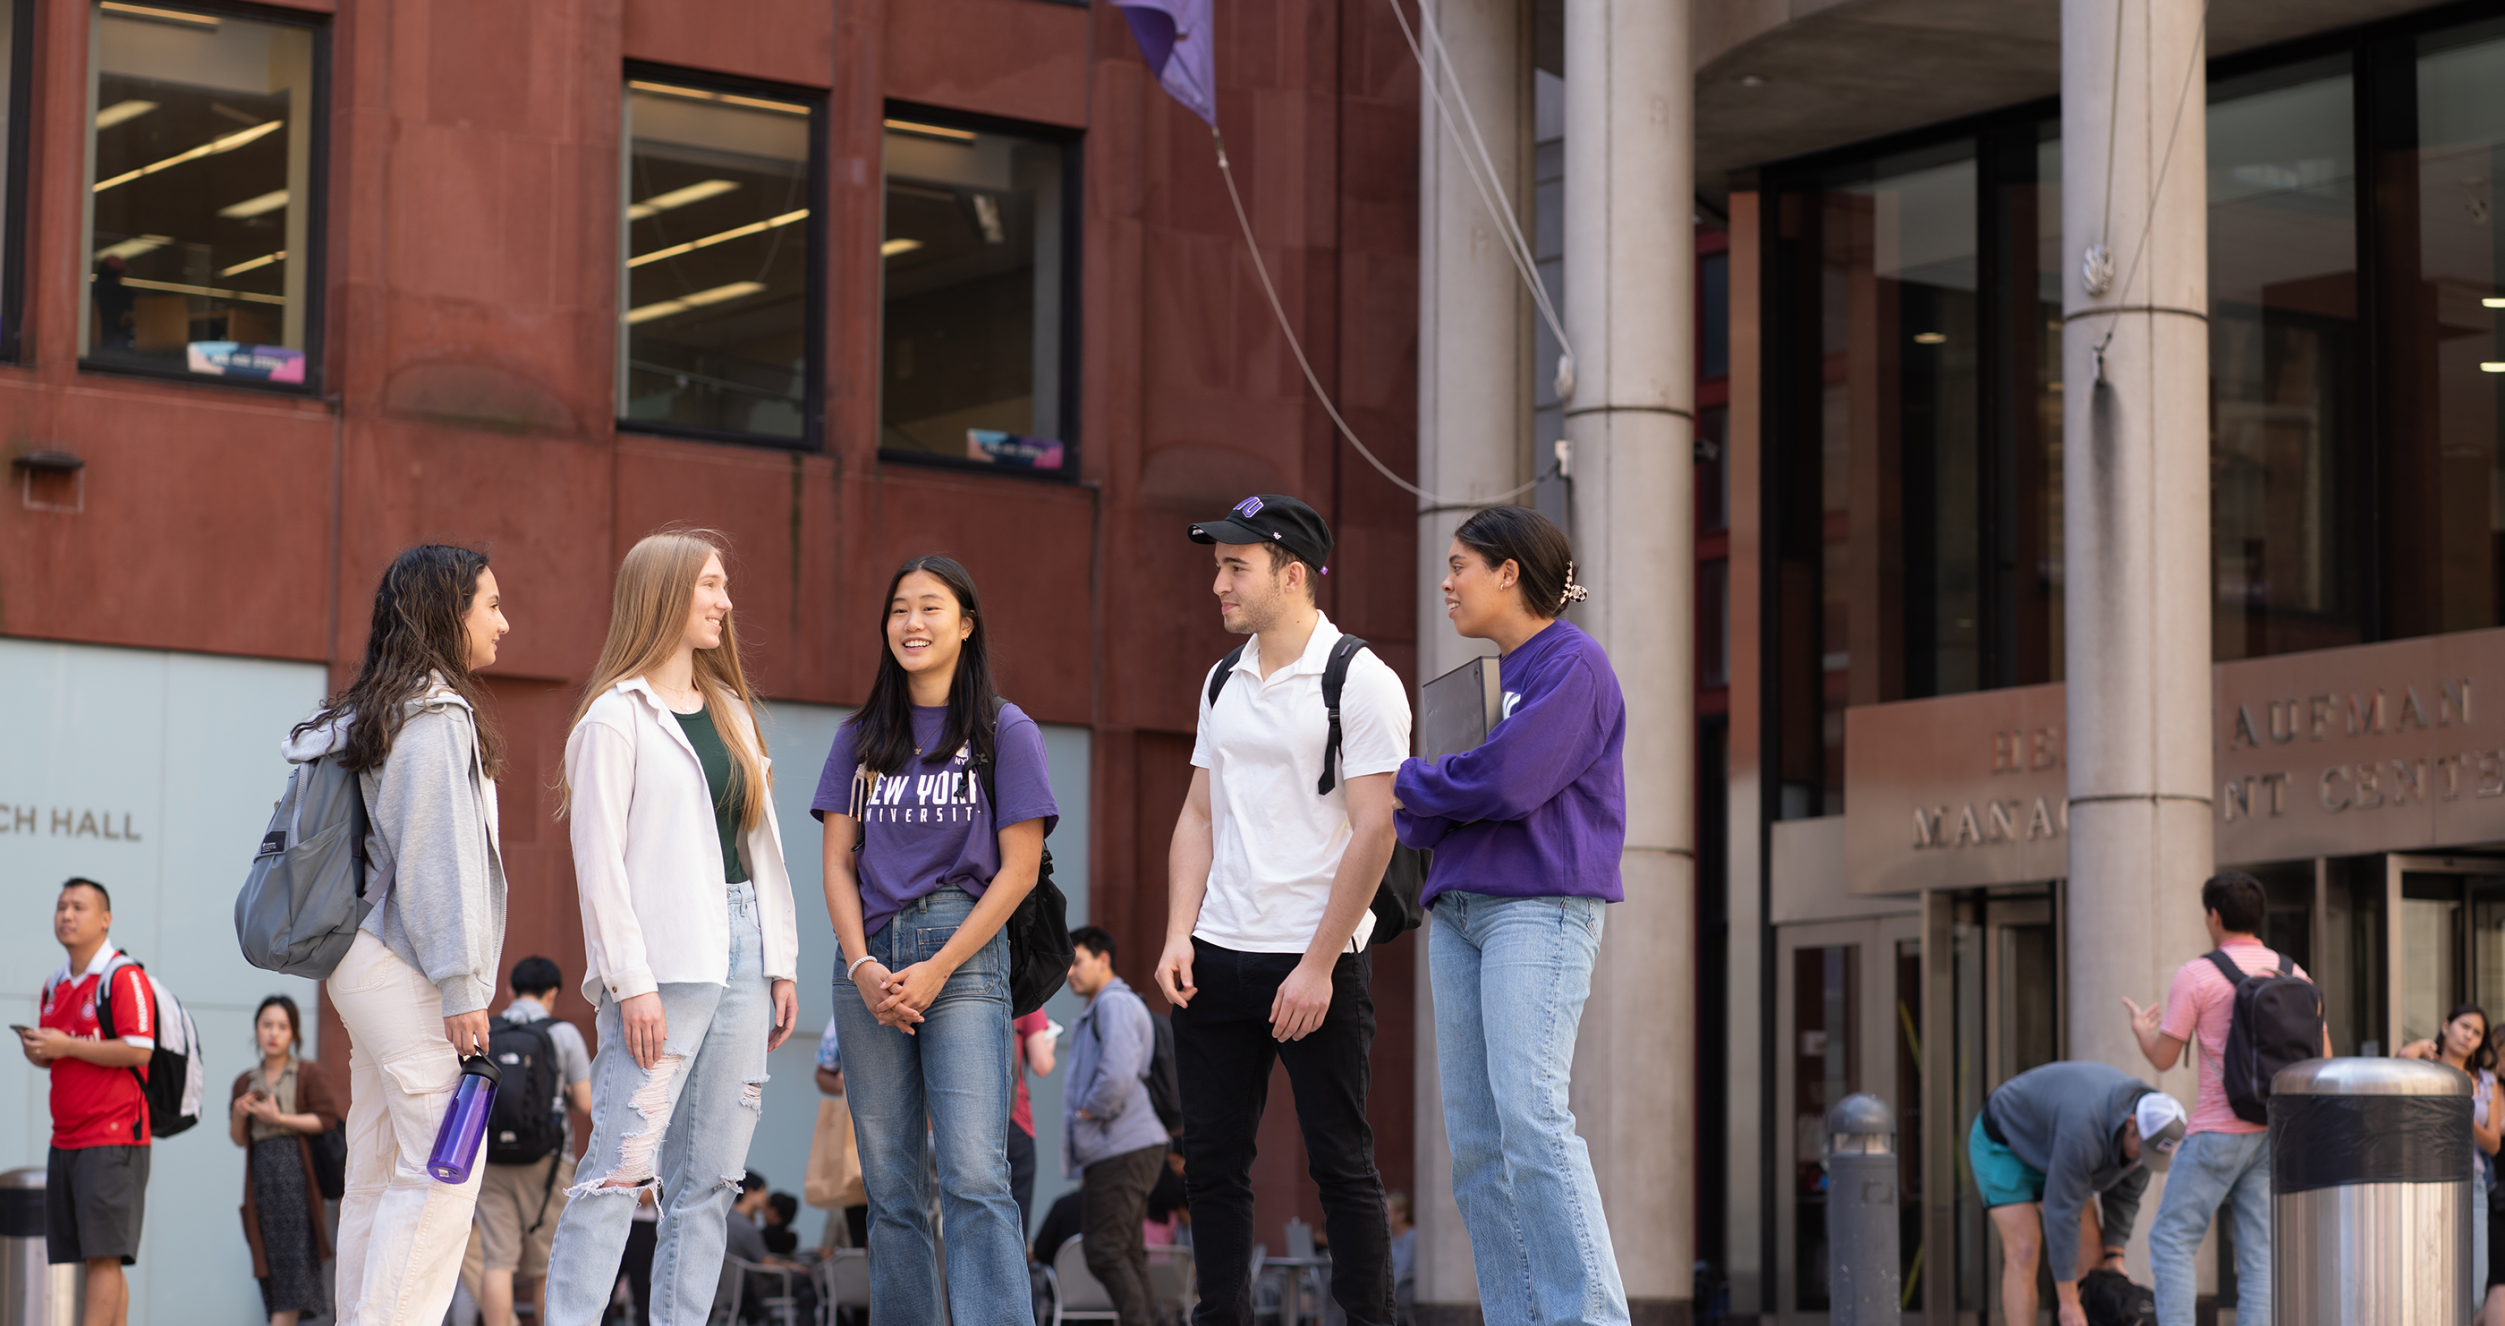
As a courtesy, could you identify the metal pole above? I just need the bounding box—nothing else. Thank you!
[1826,1093,1900,1326]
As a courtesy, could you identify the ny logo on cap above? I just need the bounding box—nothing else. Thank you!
[1233,495,1264,518]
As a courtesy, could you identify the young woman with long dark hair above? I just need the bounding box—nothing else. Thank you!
[228,995,341,1326]
[810,555,1055,1321]
[542,530,801,1326]
[1392,506,1632,1325]
[2401,1003,2502,1314]
[294,544,509,1326]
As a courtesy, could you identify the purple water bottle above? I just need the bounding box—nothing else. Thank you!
[426,1054,500,1183]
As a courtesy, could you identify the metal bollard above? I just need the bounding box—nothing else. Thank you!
[0,1169,80,1326]
[2271,1058,2471,1324]
[1825,1092,1899,1326]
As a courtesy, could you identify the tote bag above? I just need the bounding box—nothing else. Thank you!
[804,1098,864,1210]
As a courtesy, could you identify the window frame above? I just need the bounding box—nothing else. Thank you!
[874,98,1083,484]
[615,60,828,452]
[0,0,36,364]
[75,0,330,395]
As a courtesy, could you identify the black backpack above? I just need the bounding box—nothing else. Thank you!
[2080,1268,2156,1326]
[2204,949,2324,1125]
[484,1017,564,1166]
[973,699,1073,1019]
[93,955,205,1140]
[1207,635,1427,943]
[1146,1010,1183,1133]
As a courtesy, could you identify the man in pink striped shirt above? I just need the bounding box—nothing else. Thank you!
[2122,871,2325,1326]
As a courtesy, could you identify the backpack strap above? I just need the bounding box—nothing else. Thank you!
[2204,950,2248,986]
[1206,646,1246,708]
[94,954,154,1099]
[1317,636,1369,795]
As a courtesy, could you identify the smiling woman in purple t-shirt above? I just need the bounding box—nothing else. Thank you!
[1392,505,1632,1326]
[810,554,1056,1322]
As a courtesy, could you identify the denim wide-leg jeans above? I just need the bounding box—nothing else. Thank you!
[834,886,1028,1324]
[1430,891,1630,1326]
[2148,1128,2271,1326]
[542,880,771,1326]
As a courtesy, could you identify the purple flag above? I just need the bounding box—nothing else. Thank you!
[1113,0,1215,127]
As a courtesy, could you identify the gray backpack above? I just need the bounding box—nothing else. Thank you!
[235,752,386,978]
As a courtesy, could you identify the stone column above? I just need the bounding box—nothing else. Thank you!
[1563,0,1694,1317]
[1411,0,1531,1315]
[2060,0,2214,1086]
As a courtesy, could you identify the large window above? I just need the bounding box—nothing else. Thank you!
[620,75,818,445]
[2392,18,2505,637]
[879,112,1072,475]
[84,1,317,386]
[2208,59,2363,661]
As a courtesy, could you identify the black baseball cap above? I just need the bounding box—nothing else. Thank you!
[1189,494,1333,577]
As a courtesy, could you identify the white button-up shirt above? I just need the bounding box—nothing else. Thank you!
[564,678,800,1002]
[1190,611,1411,953]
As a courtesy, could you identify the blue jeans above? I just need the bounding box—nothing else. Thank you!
[834,887,1027,1324]
[2148,1129,2270,1326]
[543,881,771,1326]
[1430,892,1628,1326]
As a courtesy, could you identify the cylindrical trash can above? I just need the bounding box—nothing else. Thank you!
[1825,1092,1899,1326]
[0,1168,80,1326]
[2272,1057,2471,1323]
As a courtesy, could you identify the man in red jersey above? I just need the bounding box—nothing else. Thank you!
[17,879,154,1326]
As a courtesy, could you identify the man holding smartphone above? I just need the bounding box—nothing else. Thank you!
[18,878,155,1326]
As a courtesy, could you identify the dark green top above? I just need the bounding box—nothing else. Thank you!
[674,705,749,884]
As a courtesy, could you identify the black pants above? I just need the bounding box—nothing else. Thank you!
[1172,939,1391,1326]
[1082,1143,1170,1326]
[621,1217,656,1323]
[1008,1121,1038,1243]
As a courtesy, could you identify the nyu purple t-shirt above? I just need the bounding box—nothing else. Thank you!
[810,703,1058,940]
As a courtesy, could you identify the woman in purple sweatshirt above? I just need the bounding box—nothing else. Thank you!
[1394,505,1629,1325]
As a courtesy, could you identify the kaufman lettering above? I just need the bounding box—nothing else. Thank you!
[2233,680,2470,748]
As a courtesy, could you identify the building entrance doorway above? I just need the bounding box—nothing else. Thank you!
[2390,854,2505,1054]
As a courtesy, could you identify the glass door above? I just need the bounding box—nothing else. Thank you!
[2387,854,2505,1053]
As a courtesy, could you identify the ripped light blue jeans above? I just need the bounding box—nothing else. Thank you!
[1431,891,1629,1326]
[543,880,770,1326]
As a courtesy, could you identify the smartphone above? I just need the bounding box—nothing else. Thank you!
[8,1024,32,1037]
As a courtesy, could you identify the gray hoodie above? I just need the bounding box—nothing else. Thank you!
[1982,1061,2156,1283]
[1064,977,1169,1175]
[286,680,506,1016]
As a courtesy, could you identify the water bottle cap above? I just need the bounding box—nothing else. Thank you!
[460,1053,502,1084]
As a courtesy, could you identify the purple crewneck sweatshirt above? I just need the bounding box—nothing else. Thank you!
[1393,619,1626,907]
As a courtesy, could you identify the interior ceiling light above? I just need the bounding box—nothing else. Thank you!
[217,189,288,219]
[884,118,976,144]
[628,179,738,220]
[2484,362,2505,374]
[2486,297,2505,308]
[628,81,807,116]
[880,238,922,257]
[625,280,765,325]
[95,235,173,261]
[95,272,284,305]
[93,119,280,193]
[94,100,158,130]
[627,208,807,268]
[219,250,284,277]
[1739,75,1768,88]
[1913,331,1947,344]
[100,2,220,27]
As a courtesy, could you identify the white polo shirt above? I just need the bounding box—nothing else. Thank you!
[1191,611,1412,953]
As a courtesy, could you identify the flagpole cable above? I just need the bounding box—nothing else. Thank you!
[1391,0,1572,367]
[1210,125,1542,510]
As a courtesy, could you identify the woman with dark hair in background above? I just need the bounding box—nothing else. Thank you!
[293,544,510,1326]
[813,555,1056,1321]
[1393,506,1633,1325]
[2400,1002,2502,1316]
[229,995,342,1326]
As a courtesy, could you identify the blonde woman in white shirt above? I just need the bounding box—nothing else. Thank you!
[542,530,801,1326]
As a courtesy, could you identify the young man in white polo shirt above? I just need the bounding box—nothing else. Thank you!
[1158,494,1408,1326]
